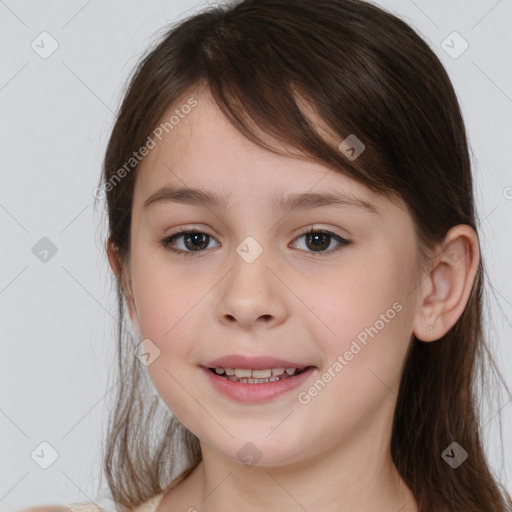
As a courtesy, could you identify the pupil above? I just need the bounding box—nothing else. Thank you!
[185,233,208,251]
[307,233,329,251]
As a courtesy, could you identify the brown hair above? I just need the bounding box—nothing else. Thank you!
[97,0,512,510]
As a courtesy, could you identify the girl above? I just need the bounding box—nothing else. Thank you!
[45,0,512,510]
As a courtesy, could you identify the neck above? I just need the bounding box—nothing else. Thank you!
[183,429,417,512]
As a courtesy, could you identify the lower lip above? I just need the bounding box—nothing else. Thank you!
[201,366,316,403]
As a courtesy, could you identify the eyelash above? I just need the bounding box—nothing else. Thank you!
[159,226,351,257]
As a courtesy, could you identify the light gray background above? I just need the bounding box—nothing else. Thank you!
[1,0,511,509]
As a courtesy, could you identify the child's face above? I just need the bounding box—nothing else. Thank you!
[126,89,423,468]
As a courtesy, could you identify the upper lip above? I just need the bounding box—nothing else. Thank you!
[203,355,314,370]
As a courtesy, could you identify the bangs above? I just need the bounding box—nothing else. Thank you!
[189,5,398,196]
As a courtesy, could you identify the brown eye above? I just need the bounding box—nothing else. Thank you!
[304,232,331,251]
[160,229,219,255]
[291,228,351,256]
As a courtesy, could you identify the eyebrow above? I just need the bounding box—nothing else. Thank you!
[143,185,380,215]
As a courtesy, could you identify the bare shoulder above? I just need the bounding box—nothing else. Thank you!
[16,500,105,512]
[16,507,71,512]
[18,505,104,512]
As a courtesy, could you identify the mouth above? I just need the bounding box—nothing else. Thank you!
[207,366,311,384]
[202,364,317,403]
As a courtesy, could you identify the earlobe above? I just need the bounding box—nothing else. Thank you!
[106,238,121,280]
[412,225,480,342]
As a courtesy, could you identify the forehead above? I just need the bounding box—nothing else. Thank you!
[132,89,399,215]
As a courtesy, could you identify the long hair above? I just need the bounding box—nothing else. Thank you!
[97,0,512,510]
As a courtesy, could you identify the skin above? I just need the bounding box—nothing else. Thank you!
[107,88,480,512]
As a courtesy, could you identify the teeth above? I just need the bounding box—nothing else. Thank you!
[234,368,252,378]
[212,366,305,380]
[252,369,271,378]
[226,375,283,383]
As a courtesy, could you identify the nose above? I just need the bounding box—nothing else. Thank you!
[215,245,289,331]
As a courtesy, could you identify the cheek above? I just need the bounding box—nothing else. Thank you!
[293,274,411,449]
[130,249,207,339]
[306,259,411,376]
[130,253,215,402]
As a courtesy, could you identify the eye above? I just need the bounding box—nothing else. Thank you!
[159,227,219,256]
[290,227,351,256]
[159,226,351,257]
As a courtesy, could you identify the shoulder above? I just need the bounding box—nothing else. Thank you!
[17,505,102,512]
[16,497,161,512]
[16,507,72,512]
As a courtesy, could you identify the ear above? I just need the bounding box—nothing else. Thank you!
[106,238,141,337]
[412,225,480,342]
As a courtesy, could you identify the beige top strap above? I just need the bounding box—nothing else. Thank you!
[66,504,103,512]
[131,494,164,512]
[65,494,164,512]
[66,461,200,512]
